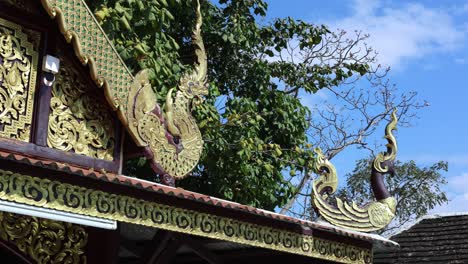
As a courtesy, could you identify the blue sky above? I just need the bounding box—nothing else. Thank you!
[264,0,468,214]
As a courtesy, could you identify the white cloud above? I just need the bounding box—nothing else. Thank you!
[430,193,468,214]
[447,172,468,193]
[430,172,468,214]
[299,89,328,110]
[324,0,465,69]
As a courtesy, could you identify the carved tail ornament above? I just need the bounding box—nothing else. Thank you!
[312,109,398,232]
[125,0,207,179]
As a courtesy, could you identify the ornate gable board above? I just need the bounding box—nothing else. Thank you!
[40,0,207,179]
[40,0,134,114]
[0,0,123,172]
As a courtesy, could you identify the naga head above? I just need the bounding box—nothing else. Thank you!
[179,0,208,99]
[314,147,338,196]
[373,108,398,175]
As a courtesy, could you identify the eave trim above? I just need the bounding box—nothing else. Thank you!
[0,168,372,264]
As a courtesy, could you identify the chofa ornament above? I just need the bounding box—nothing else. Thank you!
[126,0,207,179]
[312,109,398,232]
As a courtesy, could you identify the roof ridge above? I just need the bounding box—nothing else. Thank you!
[388,212,468,238]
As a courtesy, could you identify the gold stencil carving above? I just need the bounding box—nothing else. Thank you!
[0,169,371,264]
[48,59,115,160]
[0,18,39,142]
[0,212,87,264]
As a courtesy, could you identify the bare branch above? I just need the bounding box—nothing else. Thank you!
[280,29,428,218]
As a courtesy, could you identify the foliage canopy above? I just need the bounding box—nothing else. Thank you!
[86,0,445,217]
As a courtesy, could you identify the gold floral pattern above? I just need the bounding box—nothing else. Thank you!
[47,60,115,160]
[0,18,38,142]
[0,212,87,264]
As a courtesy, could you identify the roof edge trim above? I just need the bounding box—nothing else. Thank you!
[40,0,134,118]
[0,168,373,264]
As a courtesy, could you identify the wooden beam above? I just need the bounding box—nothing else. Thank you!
[32,73,53,147]
[149,238,182,264]
[31,21,58,147]
[120,237,144,258]
[142,230,173,264]
[0,240,33,264]
[0,138,119,173]
[173,233,223,264]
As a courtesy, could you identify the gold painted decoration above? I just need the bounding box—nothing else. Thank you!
[41,0,207,178]
[0,169,371,264]
[126,0,207,178]
[40,0,133,111]
[0,18,39,142]
[0,211,87,264]
[313,109,398,232]
[48,59,115,160]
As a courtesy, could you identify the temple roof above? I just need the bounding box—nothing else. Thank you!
[0,148,396,249]
[374,213,468,263]
[0,2,403,262]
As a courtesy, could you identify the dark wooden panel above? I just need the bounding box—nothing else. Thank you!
[0,138,119,172]
[86,226,120,264]
[0,240,34,264]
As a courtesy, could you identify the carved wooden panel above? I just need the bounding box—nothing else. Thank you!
[0,211,87,264]
[0,17,39,142]
[47,58,116,160]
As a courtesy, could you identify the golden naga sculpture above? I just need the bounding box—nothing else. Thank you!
[312,109,398,232]
[126,0,207,179]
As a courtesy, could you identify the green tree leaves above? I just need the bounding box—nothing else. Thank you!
[87,0,377,210]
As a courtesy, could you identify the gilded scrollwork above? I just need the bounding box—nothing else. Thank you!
[0,169,371,264]
[47,60,115,160]
[0,18,39,142]
[312,109,398,232]
[0,211,87,264]
[127,0,207,178]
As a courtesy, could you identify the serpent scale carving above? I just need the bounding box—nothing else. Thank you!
[126,0,207,179]
[312,109,398,232]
